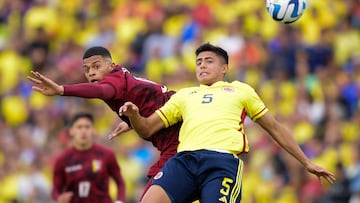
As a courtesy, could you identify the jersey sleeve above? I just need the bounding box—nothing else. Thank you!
[99,71,127,100]
[63,83,116,100]
[106,151,126,202]
[51,156,66,201]
[155,91,183,128]
[240,82,268,121]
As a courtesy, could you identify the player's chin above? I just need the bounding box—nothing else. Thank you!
[198,77,212,85]
[197,76,207,84]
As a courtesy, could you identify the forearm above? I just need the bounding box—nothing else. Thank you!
[256,113,312,168]
[128,114,154,138]
[270,124,311,167]
[120,102,165,138]
[63,83,115,99]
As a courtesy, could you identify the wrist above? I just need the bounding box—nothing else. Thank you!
[59,85,64,95]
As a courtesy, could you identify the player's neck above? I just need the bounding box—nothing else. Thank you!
[74,143,93,151]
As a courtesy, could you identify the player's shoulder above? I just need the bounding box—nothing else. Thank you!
[229,81,255,91]
[230,80,252,87]
[100,67,125,84]
[93,144,114,154]
[106,66,127,77]
[55,148,74,161]
[176,86,200,94]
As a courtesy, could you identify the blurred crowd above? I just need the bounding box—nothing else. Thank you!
[0,0,360,202]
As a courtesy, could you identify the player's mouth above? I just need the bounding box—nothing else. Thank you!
[90,79,99,83]
[199,72,209,76]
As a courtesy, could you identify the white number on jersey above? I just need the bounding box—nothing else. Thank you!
[78,181,91,197]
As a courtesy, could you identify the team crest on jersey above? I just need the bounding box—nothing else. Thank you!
[223,87,235,92]
[154,171,163,180]
[92,160,102,172]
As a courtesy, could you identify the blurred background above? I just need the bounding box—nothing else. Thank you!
[0,0,360,202]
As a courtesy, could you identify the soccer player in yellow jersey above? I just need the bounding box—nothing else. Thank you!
[119,43,336,203]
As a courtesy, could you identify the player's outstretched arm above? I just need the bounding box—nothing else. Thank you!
[256,112,336,184]
[27,71,64,96]
[119,102,165,138]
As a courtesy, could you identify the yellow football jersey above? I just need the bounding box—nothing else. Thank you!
[156,81,268,154]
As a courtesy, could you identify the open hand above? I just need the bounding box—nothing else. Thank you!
[306,162,336,184]
[27,71,64,96]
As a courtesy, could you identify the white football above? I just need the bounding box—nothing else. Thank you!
[266,0,307,24]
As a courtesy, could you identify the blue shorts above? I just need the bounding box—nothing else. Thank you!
[152,150,243,203]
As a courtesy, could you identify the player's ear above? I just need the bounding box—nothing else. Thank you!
[221,64,228,74]
[68,127,75,138]
[110,62,116,70]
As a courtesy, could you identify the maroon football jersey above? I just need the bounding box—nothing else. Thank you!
[63,67,180,177]
[99,67,180,176]
[51,144,125,203]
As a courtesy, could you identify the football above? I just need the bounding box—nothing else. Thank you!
[266,0,307,24]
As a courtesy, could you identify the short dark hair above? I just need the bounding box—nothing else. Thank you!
[69,112,94,127]
[195,43,229,64]
[83,46,112,60]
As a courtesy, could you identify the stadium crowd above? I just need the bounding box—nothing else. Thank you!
[0,0,359,202]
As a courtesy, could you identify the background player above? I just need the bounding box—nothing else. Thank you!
[119,43,336,203]
[27,46,181,201]
[52,112,125,203]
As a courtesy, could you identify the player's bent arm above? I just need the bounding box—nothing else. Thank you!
[119,102,165,138]
[129,112,165,138]
[255,112,312,168]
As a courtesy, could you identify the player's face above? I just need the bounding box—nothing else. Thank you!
[83,55,114,83]
[69,117,94,150]
[196,51,228,85]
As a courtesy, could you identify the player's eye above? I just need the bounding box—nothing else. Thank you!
[84,67,90,73]
[205,59,213,64]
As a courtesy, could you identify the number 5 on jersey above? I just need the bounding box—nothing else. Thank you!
[202,94,213,104]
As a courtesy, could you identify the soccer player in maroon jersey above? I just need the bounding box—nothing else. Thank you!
[52,112,125,203]
[27,46,180,201]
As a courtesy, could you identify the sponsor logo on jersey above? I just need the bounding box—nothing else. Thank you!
[154,171,163,180]
[223,87,235,92]
[161,86,168,93]
[65,164,82,173]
